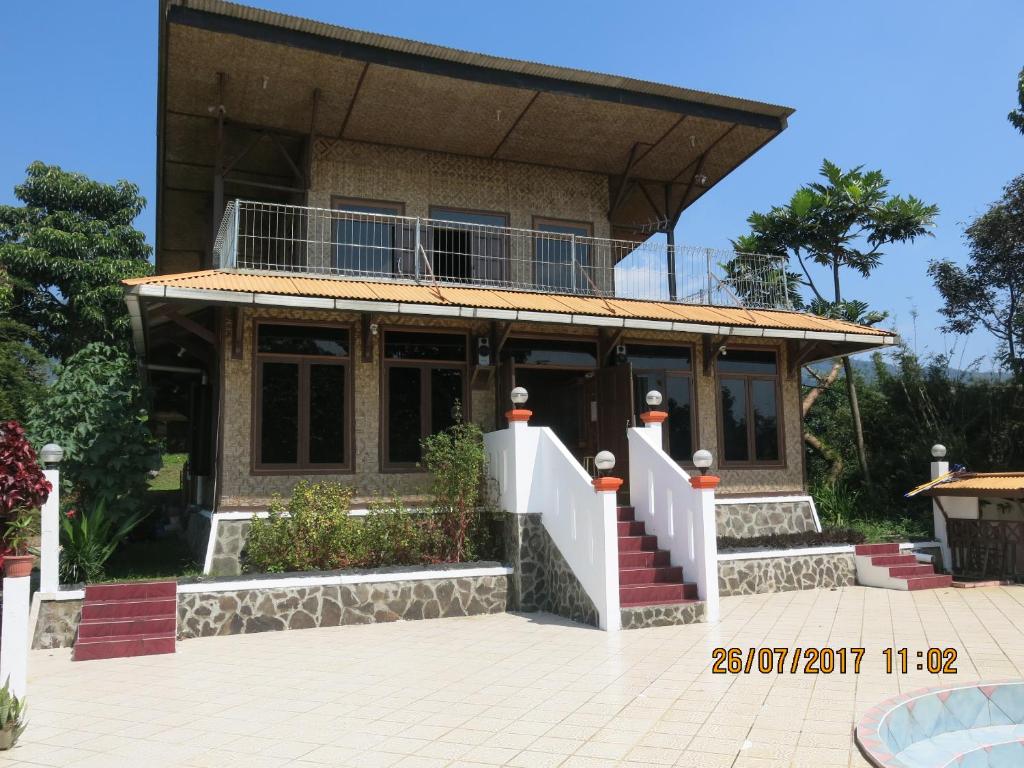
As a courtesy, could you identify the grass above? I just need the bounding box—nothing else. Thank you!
[103,537,201,582]
[147,452,186,492]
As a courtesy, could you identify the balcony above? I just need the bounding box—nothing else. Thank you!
[213,200,792,310]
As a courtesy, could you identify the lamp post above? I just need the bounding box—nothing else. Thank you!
[692,449,713,476]
[592,450,622,493]
[639,390,668,441]
[688,448,720,621]
[930,443,951,573]
[39,443,63,594]
[506,386,532,425]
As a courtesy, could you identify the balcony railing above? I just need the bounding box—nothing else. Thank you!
[213,200,793,310]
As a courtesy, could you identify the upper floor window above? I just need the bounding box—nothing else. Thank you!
[717,349,782,465]
[429,208,508,285]
[331,198,404,277]
[255,323,351,471]
[533,218,593,294]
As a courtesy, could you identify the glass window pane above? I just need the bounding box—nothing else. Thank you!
[430,368,463,434]
[309,364,346,464]
[260,362,298,464]
[503,338,597,366]
[625,344,691,371]
[258,325,349,357]
[632,372,664,420]
[332,208,398,275]
[534,229,590,293]
[384,332,467,361]
[720,378,749,462]
[665,375,693,461]
[388,367,422,464]
[752,379,780,462]
[716,349,777,375]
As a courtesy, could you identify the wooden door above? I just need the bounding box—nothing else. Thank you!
[595,363,634,483]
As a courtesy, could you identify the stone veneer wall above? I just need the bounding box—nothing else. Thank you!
[208,519,250,577]
[33,599,82,649]
[185,511,212,567]
[718,552,856,596]
[716,499,818,539]
[620,601,705,630]
[504,513,599,627]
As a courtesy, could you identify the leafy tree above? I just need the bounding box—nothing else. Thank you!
[1010,66,1024,135]
[28,342,160,514]
[0,162,152,362]
[731,160,939,483]
[0,268,48,422]
[929,174,1024,374]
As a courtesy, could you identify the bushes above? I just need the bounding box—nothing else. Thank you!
[717,528,866,552]
[0,420,50,518]
[59,500,147,584]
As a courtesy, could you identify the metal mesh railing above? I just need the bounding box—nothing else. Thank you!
[218,200,793,310]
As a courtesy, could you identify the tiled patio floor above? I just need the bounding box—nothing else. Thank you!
[11,585,1024,768]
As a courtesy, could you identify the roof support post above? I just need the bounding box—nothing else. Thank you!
[663,183,679,302]
[210,72,226,267]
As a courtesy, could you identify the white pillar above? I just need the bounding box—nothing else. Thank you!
[931,458,951,574]
[505,410,538,515]
[639,410,666,443]
[690,475,721,622]
[0,573,31,698]
[40,468,60,594]
[593,479,622,632]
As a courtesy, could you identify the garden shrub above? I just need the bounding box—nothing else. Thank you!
[28,342,160,513]
[59,499,147,583]
[717,528,867,552]
[0,420,50,519]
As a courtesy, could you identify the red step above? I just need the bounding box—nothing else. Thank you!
[870,554,918,567]
[616,506,635,522]
[84,582,176,601]
[618,550,670,568]
[854,543,901,557]
[617,535,659,552]
[619,566,683,585]
[81,597,177,621]
[888,564,936,579]
[617,521,647,536]
[72,634,176,662]
[77,616,177,640]
[905,574,953,591]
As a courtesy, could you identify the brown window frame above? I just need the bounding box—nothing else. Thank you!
[380,327,471,472]
[628,342,699,466]
[715,346,785,469]
[251,320,355,475]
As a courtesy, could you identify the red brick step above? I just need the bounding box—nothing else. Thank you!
[81,597,177,621]
[619,566,683,585]
[870,554,918,567]
[854,543,900,557]
[74,580,177,662]
[73,634,176,662]
[619,550,670,568]
[616,506,635,522]
[617,535,659,552]
[77,616,177,639]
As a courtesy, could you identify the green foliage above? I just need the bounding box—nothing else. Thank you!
[419,409,488,561]
[3,507,39,556]
[1010,66,1024,135]
[929,174,1024,374]
[810,478,861,529]
[28,342,161,513]
[0,268,48,422]
[147,453,187,492]
[59,499,148,584]
[0,162,152,362]
[0,679,27,748]
[717,528,866,552]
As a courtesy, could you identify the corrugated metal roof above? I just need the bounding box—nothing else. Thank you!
[124,269,892,338]
[908,472,1024,498]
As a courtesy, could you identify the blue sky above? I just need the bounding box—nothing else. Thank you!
[2,1,1022,368]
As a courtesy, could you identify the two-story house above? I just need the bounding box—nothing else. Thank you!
[128,0,894,576]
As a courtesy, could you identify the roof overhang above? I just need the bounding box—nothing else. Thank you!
[908,471,1024,499]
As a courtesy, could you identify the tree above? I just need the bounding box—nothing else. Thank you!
[28,342,160,514]
[731,160,939,483]
[929,174,1024,374]
[1010,66,1024,135]
[0,267,48,422]
[0,162,152,362]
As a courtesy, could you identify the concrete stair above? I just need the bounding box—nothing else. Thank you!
[854,544,953,591]
[616,506,700,610]
[74,581,177,661]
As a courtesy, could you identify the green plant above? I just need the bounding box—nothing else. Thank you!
[811,478,861,529]
[0,679,27,750]
[420,408,488,561]
[2,507,38,556]
[59,500,147,584]
[717,528,866,552]
[28,342,161,514]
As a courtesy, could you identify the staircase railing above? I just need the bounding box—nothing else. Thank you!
[627,426,720,621]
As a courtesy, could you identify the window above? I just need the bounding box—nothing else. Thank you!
[626,345,695,462]
[534,219,593,294]
[503,337,598,367]
[382,331,468,468]
[717,349,781,465]
[331,198,404,276]
[429,208,508,285]
[255,324,351,471]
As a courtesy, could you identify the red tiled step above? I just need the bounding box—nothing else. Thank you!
[84,581,176,602]
[81,597,177,621]
[617,535,659,552]
[888,564,936,579]
[619,550,670,568]
[73,633,176,662]
[620,583,697,605]
[77,616,177,640]
[854,543,900,557]
[618,566,684,585]
[905,574,953,591]
[616,506,635,522]
[870,554,918,567]
[617,521,647,536]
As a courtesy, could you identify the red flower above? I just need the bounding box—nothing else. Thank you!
[66,509,76,519]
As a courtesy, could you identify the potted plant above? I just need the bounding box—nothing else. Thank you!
[2,507,38,577]
[0,421,50,574]
[0,680,27,750]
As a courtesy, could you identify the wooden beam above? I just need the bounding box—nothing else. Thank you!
[337,62,369,138]
[489,91,541,158]
[607,141,647,218]
[703,335,726,376]
[231,307,244,360]
[493,321,513,358]
[160,307,217,346]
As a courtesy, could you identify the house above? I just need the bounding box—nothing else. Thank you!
[128,0,895,584]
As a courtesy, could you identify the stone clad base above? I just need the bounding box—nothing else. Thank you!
[718,552,856,596]
[33,598,83,649]
[716,498,818,539]
[620,601,705,630]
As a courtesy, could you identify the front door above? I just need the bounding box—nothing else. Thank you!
[513,368,593,460]
[595,363,634,485]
